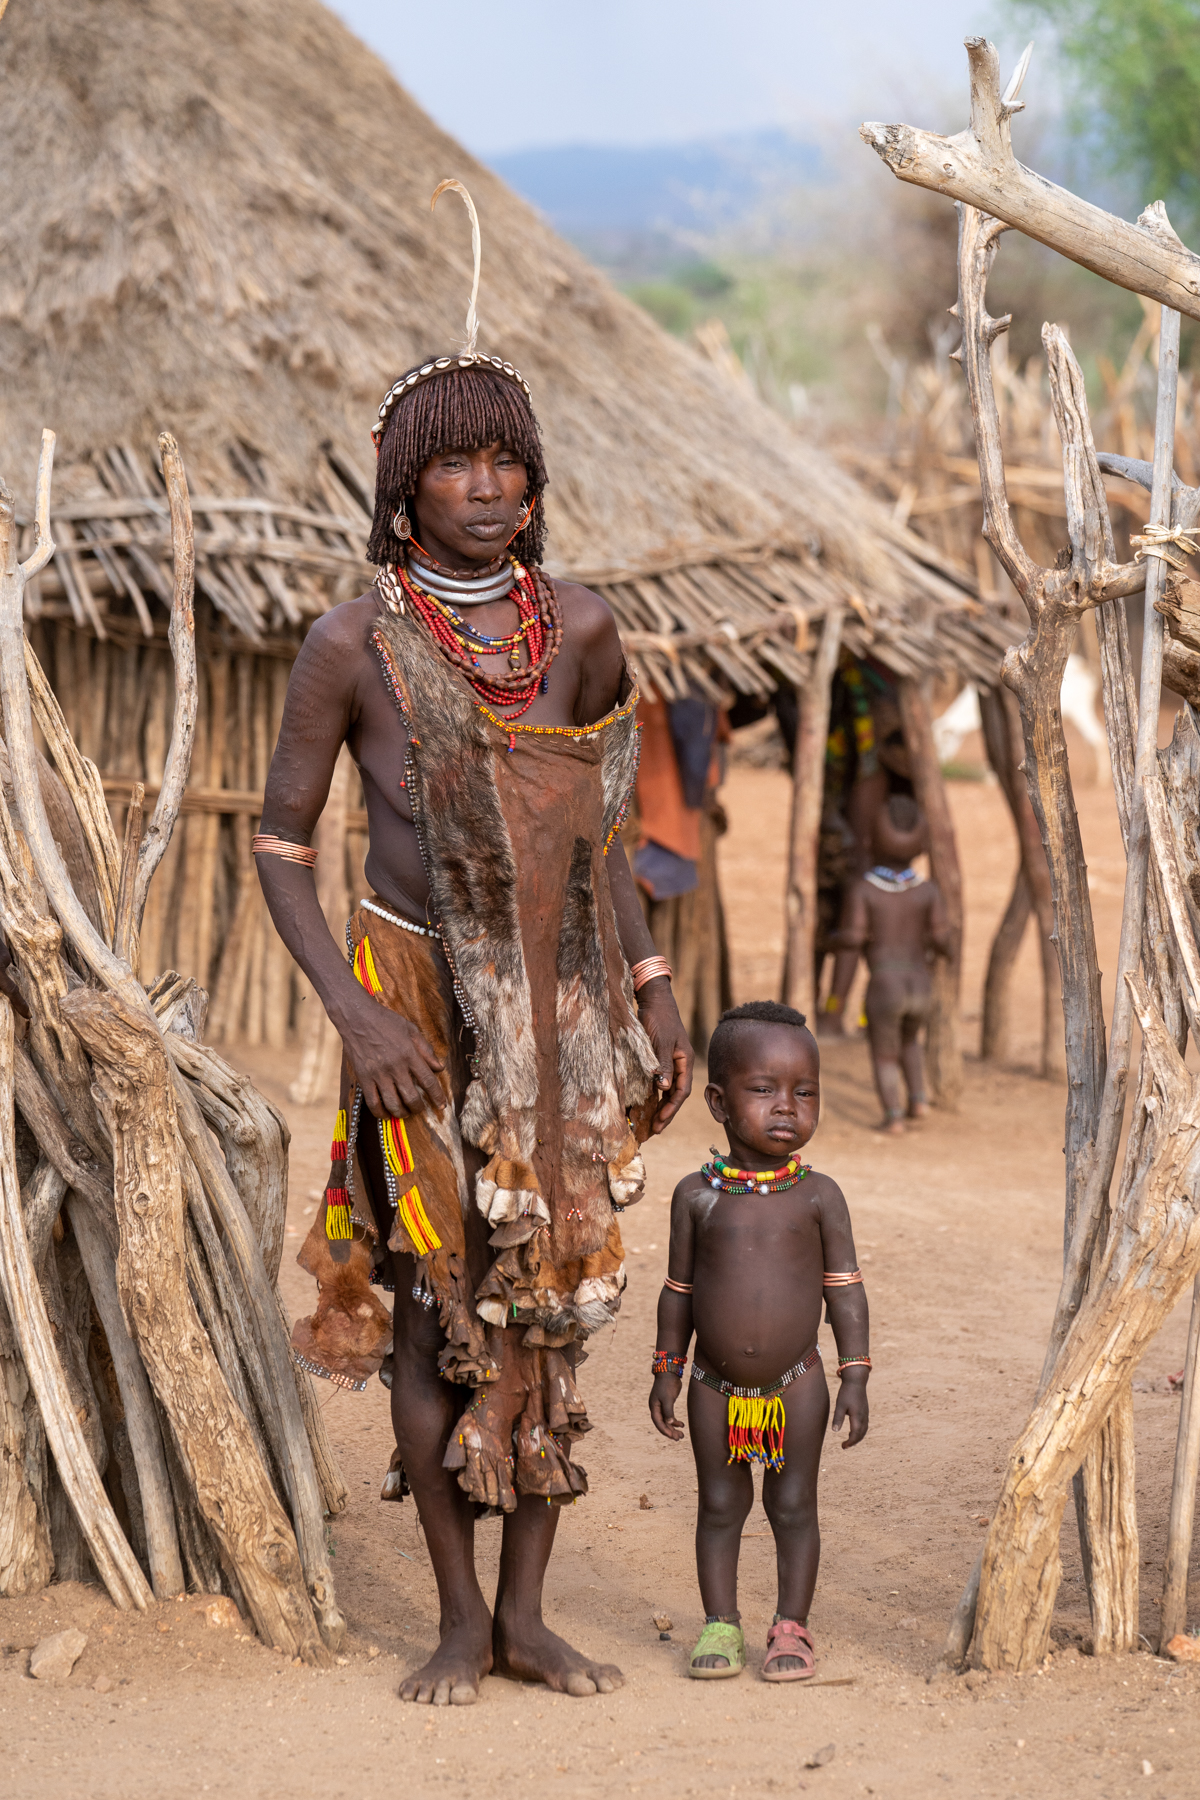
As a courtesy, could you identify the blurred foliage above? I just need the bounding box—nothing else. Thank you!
[1009,1,1200,242]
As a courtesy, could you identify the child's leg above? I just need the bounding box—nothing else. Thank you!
[865,974,905,1131]
[900,1008,928,1117]
[686,1376,754,1665]
[761,1361,830,1657]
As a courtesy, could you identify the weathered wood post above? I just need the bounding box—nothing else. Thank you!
[782,611,843,1019]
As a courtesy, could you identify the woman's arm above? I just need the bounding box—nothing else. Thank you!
[607,840,694,1131]
[256,606,445,1117]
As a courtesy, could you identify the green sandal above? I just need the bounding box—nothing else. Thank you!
[687,1619,746,1680]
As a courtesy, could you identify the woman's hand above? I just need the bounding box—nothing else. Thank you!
[335,990,446,1118]
[637,979,694,1133]
[649,1372,685,1441]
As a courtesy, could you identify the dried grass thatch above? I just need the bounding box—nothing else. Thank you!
[1,0,1011,695]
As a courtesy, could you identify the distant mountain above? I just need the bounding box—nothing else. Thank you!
[491,130,824,258]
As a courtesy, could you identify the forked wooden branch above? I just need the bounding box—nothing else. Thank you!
[861,37,1200,321]
[946,204,1178,1666]
[133,433,196,929]
[972,975,1200,1669]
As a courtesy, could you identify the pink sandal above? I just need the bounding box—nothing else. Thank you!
[762,1618,815,1682]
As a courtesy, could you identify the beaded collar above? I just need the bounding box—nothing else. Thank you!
[701,1150,809,1195]
[864,865,923,893]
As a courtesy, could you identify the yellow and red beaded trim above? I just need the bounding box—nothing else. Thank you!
[354,934,383,996]
[325,1106,352,1241]
[350,934,442,1255]
[381,1116,414,1180]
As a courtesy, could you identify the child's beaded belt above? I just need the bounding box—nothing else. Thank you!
[690,1345,821,1401]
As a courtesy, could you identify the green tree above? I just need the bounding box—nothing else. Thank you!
[1011,1,1200,237]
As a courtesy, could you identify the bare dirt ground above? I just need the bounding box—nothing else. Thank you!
[4,751,1199,1800]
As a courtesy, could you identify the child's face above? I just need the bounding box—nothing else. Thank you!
[705,1025,820,1161]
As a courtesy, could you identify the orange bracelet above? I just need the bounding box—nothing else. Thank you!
[252,833,317,867]
[631,955,672,993]
[823,1269,864,1286]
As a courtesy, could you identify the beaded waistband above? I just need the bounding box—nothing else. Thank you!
[691,1346,821,1401]
[359,897,435,938]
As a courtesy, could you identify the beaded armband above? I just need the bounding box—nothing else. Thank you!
[837,1356,871,1372]
[652,1350,687,1378]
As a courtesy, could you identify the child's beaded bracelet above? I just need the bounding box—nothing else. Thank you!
[837,1355,872,1372]
[652,1350,687,1378]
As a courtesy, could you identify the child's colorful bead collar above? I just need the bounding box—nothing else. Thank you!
[701,1150,809,1195]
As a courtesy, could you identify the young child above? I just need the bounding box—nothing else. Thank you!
[837,795,950,1134]
[649,1000,869,1682]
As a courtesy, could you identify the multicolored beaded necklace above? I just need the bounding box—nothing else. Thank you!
[701,1150,809,1194]
[379,557,564,727]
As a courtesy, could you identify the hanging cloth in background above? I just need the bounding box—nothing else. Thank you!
[633,693,716,899]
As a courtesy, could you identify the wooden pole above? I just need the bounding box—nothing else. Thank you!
[1161,1276,1200,1646]
[898,676,964,1108]
[979,685,1063,1077]
[782,611,843,1019]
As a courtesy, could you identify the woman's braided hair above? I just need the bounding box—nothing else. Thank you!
[367,363,548,568]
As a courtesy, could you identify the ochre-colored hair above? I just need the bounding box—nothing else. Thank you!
[367,364,548,567]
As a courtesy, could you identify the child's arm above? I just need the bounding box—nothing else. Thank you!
[648,1179,698,1443]
[815,1177,870,1448]
[833,878,869,952]
[925,880,952,959]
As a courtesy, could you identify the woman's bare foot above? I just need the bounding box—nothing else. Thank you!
[879,1113,905,1136]
[399,1610,493,1706]
[907,1100,929,1122]
[492,1607,623,1697]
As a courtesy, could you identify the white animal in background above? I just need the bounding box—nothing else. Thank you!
[931,654,1110,785]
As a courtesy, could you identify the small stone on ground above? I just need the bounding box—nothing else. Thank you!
[30,1629,87,1683]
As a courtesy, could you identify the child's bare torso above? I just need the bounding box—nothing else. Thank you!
[859,879,937,975]
[681,1171,834,1387]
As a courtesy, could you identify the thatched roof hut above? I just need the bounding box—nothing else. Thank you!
[2,0,1009,684]
[1,0,1011,1060]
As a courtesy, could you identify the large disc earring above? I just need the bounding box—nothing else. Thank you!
[393,505,413,540]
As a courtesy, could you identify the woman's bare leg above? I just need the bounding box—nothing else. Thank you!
[491,1497,623,1695]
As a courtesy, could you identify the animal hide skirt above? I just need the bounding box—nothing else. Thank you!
[291,900,637,1507]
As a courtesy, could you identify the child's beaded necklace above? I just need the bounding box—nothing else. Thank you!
[701,1150,809,1195]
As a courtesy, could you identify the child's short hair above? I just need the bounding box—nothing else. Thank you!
[886,794,921,832]
[872,793,926,863]
[708,1000,813,1088]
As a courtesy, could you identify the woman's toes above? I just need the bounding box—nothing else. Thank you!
[595,1674,616,1694]
[565,1670,597,1697]
[450,1684,478,1706]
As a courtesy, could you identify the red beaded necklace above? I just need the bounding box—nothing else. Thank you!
[381,558,563,725]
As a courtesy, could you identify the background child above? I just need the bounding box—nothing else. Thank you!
[837,795,950,1134]
[649,1000,869,1682]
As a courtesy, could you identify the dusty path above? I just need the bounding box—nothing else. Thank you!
[3,763,1198,1800]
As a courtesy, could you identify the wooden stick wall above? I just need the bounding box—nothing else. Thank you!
[27,613,365,1054]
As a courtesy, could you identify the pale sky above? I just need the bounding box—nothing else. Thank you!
[329,1,1029,156]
